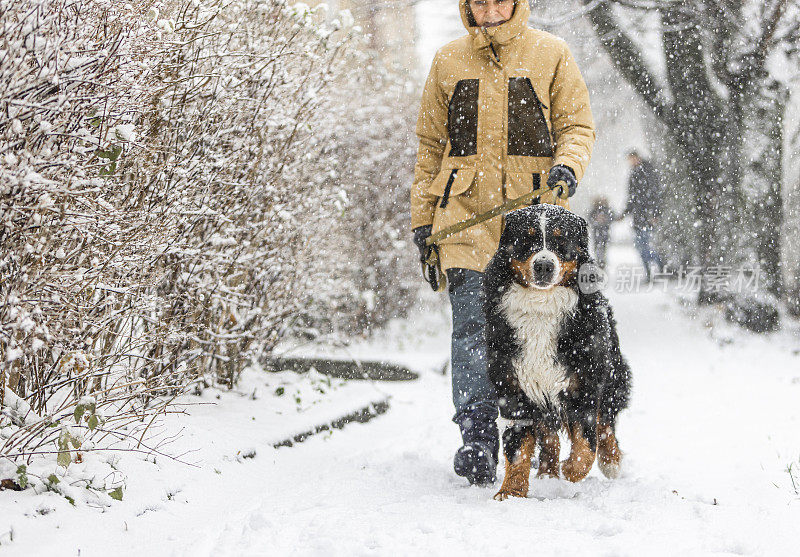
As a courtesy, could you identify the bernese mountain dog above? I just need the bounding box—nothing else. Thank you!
[483,204,631,500]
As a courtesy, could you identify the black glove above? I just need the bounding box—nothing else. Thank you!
[547,165,577,199]
[413,225,432,261]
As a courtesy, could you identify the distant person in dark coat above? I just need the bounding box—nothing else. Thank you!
[623,150,664,281]
[588,196,614,269]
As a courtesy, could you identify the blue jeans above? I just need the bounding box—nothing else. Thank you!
[447,268,498,426]
[633,227,663,277]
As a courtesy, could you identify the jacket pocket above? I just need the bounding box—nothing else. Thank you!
[429,167,479,245]
[428,167,477,199]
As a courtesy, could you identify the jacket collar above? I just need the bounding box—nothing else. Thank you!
[460,0,530,50]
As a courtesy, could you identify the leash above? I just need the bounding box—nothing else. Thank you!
[420,179,568,291]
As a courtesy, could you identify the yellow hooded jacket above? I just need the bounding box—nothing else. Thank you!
[411,0,595,272]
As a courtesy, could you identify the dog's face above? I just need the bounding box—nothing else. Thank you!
[499,205,589,289]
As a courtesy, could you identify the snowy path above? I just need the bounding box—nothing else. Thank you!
[193,277,800,556]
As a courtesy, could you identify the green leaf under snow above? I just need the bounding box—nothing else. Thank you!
[57,431,69,451]
[99,161,117,176]
[109,487,123,501]
[47,474,60,485]
[74,404,86,423]
[57,450,71,468]
[96,145,122,161]
[16,465,28,489]
[87,414,99,431]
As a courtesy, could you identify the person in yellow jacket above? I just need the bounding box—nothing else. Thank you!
[411,0,595,485]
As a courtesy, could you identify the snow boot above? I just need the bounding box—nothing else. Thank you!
[453,410,499,485]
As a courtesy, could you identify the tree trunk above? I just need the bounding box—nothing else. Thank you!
[584,0,740,273]
[740,79,788,297]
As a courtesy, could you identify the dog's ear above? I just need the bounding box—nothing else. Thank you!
[572,214,591,266]
[576,214,590,254]
[499,210,524,252]
[499,217,515,250]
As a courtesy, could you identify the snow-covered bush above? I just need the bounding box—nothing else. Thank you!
[1,0,175,465]
[1,0,416,473]
[296,52,419,337]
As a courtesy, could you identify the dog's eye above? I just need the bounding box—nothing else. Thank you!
[550,237,577,259]
[511,241,534,259]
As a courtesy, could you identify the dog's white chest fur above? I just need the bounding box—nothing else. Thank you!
[498,283,578,407]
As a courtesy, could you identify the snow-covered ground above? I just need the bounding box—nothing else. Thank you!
[3,239,800,556]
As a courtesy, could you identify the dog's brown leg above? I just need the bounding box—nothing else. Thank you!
[596,422,623,479]
[561,423,595,482]
[536,426,560,478]
[494,432,536,501]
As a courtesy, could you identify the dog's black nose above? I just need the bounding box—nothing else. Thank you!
[533,259,555,276]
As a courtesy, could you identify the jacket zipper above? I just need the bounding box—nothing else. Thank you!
[489,43,500,64]
[440,169,458,209]
[480,27,502,67]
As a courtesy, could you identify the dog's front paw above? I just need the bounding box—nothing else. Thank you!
[562,424,595,482]
[597,424,623,479]
[598,450,623,479]
[561,453,594,483]
[536,454,560,479]
[598,457,622,479]
[493,488,526,501]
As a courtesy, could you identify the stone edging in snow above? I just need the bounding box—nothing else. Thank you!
[272,398,391,448]
[262,356,419,381]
